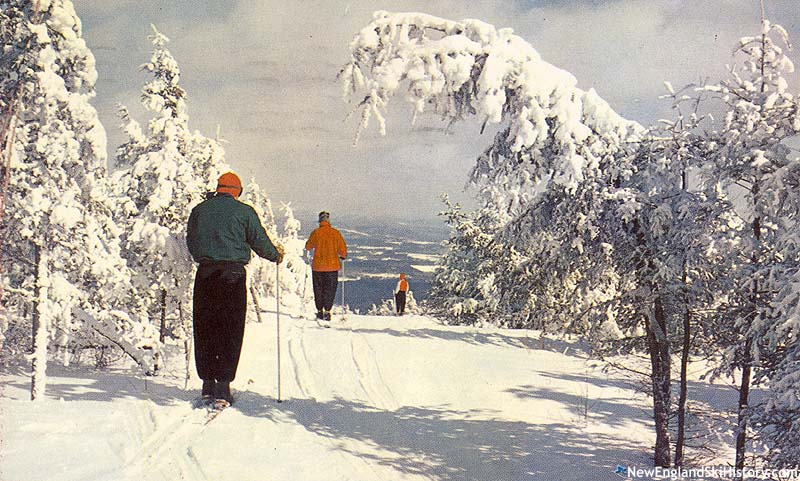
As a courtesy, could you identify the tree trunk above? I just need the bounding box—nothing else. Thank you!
[30,245,49,401]
[632,218,673,467]
[183,338,192,389]
[675,304,691,466]
[647,295,672,467]
[735,341,753,477]
[159,288,167,343]
[675,166,690,466]
[178,300,190,387]
[250,285,264,323]
[733,204,761,475]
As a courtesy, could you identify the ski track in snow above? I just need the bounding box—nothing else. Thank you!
[350,334,399,411]
[287,321,316,400]
[124,396,232,481]
[184,446,211,481]
[285,320,383,480]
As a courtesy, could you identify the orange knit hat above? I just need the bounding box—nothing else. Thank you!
[216,172,242,197]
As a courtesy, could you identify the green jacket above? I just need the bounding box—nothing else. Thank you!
[187,194,280,264]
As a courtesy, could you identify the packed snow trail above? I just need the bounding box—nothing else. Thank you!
[1,313,734,481]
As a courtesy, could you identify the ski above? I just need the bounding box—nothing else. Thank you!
[191,396,229,424]
[204,399,230,425]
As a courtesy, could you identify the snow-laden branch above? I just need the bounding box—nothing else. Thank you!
[72,307,158,375]
[342,11,643,192]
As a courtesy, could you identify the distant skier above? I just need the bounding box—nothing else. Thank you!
[305,211,347,321]
[394,273,409,316]
[187,172,284,406]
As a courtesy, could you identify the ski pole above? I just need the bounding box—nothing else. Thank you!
[340,258,346,319]
[302,252,309,301]
[276,266,282,403]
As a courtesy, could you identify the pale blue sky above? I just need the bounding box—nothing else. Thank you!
[73,0,800,223]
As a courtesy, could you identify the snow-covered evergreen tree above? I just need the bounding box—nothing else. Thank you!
[426,195,515,325]
[241,184,311,319]
[113,26,228,347]
[764,246,800,467]
[597,103,740,466]
[241,178,278,321]
[0,0,157,398]
[277,202,313,314]
[695,18,800,469]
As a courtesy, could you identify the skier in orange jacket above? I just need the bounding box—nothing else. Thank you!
[305,211,347,320]
[394,273,409,316]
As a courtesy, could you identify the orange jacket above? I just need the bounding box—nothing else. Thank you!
[396,275,409,293]
[305,221,347,272]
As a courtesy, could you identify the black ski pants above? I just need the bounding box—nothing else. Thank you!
[193,263,247,383]
[312,270,339,312]
[395,291,407,315]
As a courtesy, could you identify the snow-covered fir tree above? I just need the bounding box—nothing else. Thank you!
[764,228,800,467]
[113,25,228,348]
[276,202,313,314]
[241,178,279,322]
[0,0,159,398]
[595,101,739,466]
[241,185,311,319]
[695,18,800,469]
[426,195,515,325]
[342,13,700,463]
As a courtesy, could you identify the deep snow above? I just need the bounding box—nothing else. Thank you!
[1,313,737,481]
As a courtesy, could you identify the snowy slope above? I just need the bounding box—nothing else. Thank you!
[0,313,727,481]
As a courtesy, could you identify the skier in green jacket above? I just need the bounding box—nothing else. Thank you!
[187,172,283,406]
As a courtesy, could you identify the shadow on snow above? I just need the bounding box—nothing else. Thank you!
[4,366,648,480]
[234,392,646,481]
[342,324,588,355]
